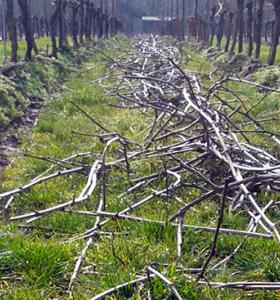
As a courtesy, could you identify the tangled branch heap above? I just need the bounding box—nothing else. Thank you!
[1,35,280,298]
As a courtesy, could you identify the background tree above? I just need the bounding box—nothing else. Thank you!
[255,0,265,58]
[17,0,36,60]
[268,0,280,65]
[237,0,244,53]
[182,0,186,40]
[79,0,85,44]
[209,6,217,46]
[5,0,18,62]
[225,12,234,52]
[69,0,82,48]
[50,0,60,58]
[1,0,280,66]
[98,0,104,38]
[216,9,227,50]
[247,0,254,56]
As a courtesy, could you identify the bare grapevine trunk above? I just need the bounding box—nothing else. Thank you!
[17,0,34,60]
[85,0,91,40]
[225,12,234,52]
[210,6,217,46]
[98,0,104,39]
[255,0,264,58]
[71,6,79,48]
[79,0,85,44]
[216,10,227,50]
[237,0,244,53]
[247,1,254,56]
[50,3,60,58]
[230,14,239,54]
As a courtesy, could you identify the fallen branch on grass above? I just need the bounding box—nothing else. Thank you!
[2,35,280,297]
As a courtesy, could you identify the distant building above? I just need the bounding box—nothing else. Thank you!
[141,16,176,35]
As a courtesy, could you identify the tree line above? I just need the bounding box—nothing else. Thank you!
[3,0,280,65]
[3,0,121,62]
[158,0,280,65]
[122,0,280,65]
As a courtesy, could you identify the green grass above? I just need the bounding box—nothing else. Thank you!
[205,36,280,64]
[0,36,75,63]
[0,37,49,63]
[0,37,280,299]
[0,36,89,128]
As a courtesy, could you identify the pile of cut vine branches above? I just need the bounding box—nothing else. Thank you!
[1,35,280,299]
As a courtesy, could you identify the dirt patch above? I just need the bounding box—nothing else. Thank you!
[0,96,43,170]
[203,47,264,77]
[0,46,92,171]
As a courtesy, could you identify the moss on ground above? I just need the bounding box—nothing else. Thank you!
[253,66,280,88]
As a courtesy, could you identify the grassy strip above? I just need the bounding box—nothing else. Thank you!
[0,37,279,299]
[198,36,280,64]
[0,37,67,63]
[0,37,83,130]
